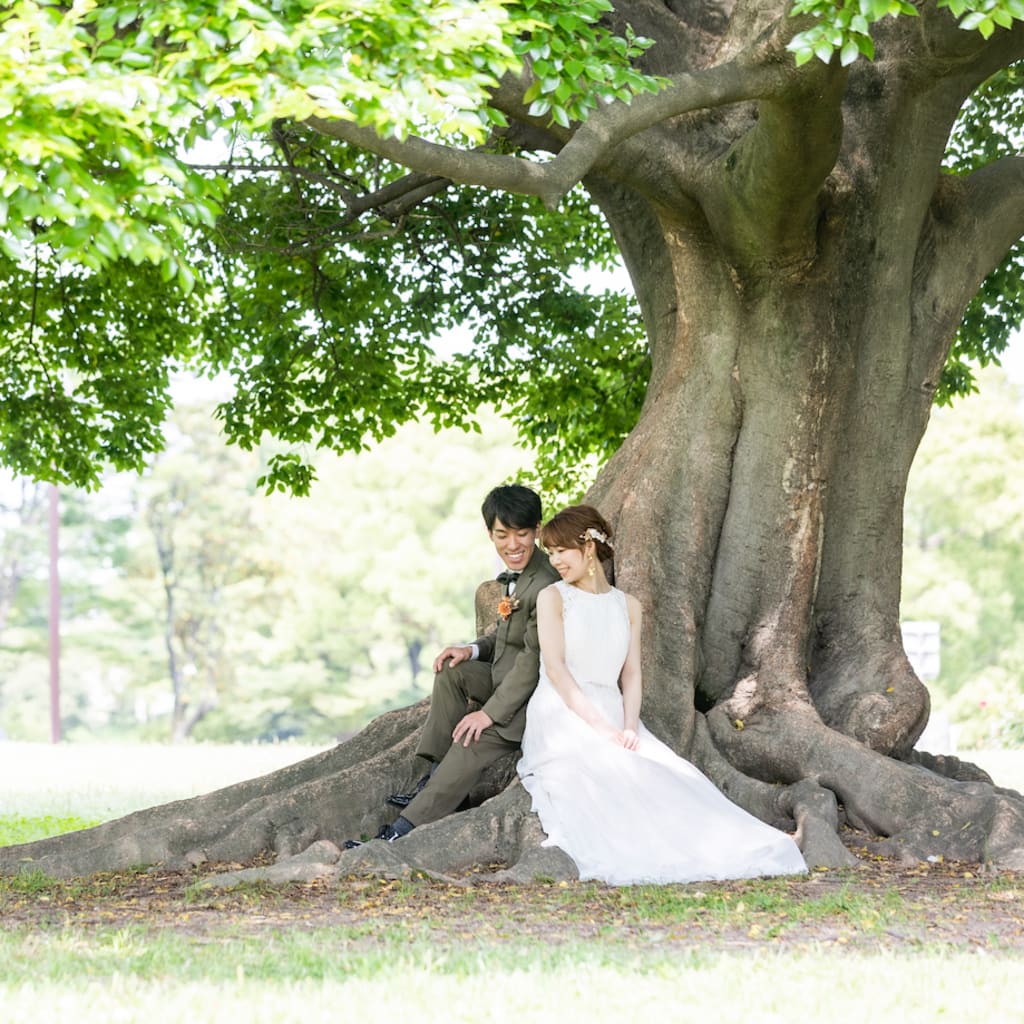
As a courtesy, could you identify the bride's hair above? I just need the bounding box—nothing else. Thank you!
[541,505,614,562]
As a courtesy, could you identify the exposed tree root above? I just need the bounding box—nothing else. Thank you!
[708,692,1024,870]
[171,784,577,890]
[690,715,854,869]
[0,704,427,879]
[780,779,859,869]
[0,704,557,883]
[8,680,1024,883]
[809,644,930,759]
[907,749,995,785]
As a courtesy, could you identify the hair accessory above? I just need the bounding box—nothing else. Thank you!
[584,527,612,549]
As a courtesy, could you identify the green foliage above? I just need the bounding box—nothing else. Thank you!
[0,0,1018,498]
[515,0,662,128]
[0,0,658,492]
[945,0,1024,38]
[937,62,1024,404]
[0,0,527,272]
[207,131,647,495]
[1,0,657,271]
[505,287,648,502]
[0,255,206,486]
[0,408,533,742]
[788,0,1024,67]
[2,0,218,274]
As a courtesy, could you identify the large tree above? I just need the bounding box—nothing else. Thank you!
[2,0,1024,882]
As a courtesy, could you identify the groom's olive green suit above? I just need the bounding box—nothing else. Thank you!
[403,546,560,827]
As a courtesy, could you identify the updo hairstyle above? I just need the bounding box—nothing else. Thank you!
[540,504,614,563]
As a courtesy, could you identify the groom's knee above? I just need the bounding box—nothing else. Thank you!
[432,660,491,705]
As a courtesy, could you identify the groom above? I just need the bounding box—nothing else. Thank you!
[350,483,559,844]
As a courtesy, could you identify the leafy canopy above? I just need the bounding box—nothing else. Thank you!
[0,0,1021,491]
[1,0,658,491]
[0,0,658,274]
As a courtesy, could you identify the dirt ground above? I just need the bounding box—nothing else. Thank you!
[4,845,1024,952]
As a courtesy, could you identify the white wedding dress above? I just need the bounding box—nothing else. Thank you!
[517,581,807,885]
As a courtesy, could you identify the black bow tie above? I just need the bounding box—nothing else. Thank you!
[496,571,522,586]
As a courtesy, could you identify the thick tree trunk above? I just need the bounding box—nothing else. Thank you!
[582,164,1024,871]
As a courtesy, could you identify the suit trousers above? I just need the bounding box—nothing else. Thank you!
[405,660,520,827]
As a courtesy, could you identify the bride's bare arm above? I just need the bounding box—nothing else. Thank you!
[536,587,625,744]
[619,594,643,749]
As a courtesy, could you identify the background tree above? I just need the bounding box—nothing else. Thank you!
[0,408,528,744]
[137,404,279,741]
[902,366,1024,746]
[2,1,1024,879]
[0,479,47,639]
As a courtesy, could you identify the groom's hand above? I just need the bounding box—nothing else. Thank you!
[433,645,472,673]
[453,709,494,746]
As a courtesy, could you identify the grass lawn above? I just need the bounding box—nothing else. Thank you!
[2,742,1024,1023]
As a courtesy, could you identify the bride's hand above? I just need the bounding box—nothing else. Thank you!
[594,721,625,745]
[595,723,639,750]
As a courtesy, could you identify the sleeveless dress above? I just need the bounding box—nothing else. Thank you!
[517,581,807,885]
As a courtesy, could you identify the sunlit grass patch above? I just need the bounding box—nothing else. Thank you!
[0,813,100,846]
[1,929,1024,1024]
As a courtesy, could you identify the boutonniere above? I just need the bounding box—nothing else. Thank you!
[497,595,521,620]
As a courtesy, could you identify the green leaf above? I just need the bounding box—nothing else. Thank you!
[840,39,861,65]
[522,79,543,105]
[814,41,835,64]
[550,103,571,128]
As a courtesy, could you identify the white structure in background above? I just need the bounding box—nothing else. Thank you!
[903,620,941,682]
[902,620,956,754]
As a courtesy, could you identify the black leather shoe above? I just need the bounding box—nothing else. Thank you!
[387,773,431,808]
[343,821,407,849]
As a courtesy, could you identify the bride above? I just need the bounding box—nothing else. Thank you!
[517,504,807,885]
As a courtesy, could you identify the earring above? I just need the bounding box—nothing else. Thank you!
[588,558,597,578]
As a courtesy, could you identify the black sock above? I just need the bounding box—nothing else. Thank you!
[392,815,414,837]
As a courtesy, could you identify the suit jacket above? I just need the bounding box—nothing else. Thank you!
[475,545,559,743]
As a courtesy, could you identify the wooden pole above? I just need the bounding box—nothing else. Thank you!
[49,483,60,744]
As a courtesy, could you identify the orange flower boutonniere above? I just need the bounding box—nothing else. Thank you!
[497,595,521,620]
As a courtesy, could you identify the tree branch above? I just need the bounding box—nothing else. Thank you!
[697,57,848,269]
[304,49,804,211]
[303,117,566,204]
[959,154,1024,273]
[913,1,1024,71]
[916,155,1024,342]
